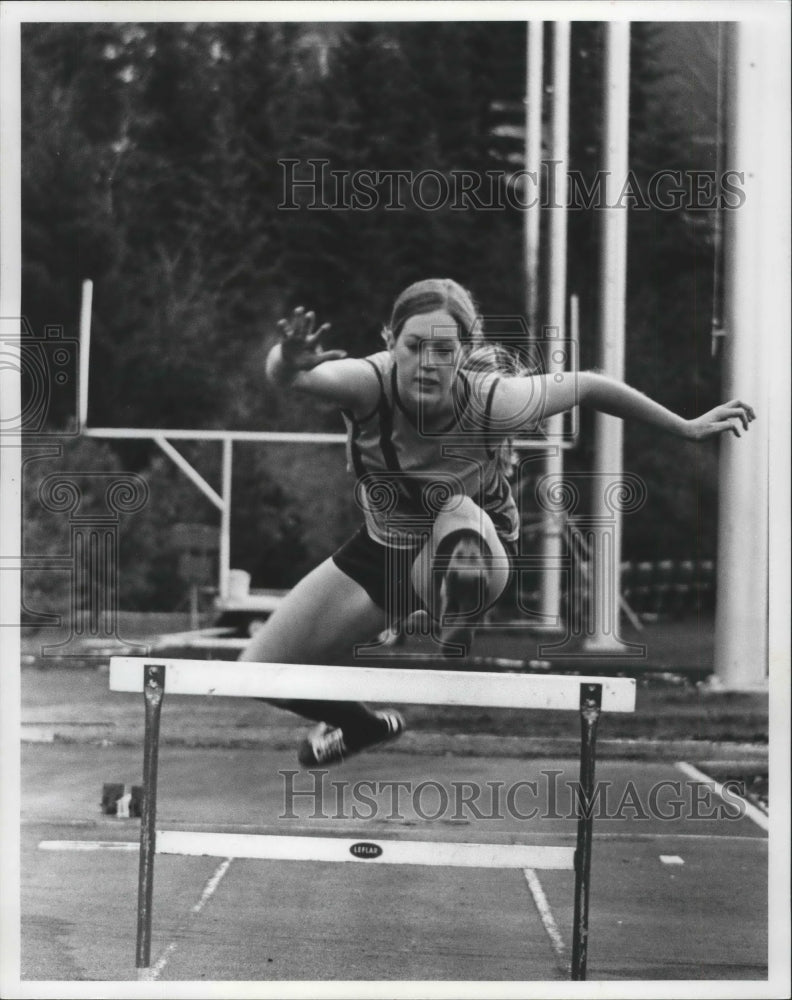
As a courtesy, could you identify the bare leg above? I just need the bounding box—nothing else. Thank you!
[239,557,390,744]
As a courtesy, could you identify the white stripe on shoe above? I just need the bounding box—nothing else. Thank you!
[297,712,405,768]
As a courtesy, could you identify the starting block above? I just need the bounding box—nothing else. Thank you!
[110,656,636,981]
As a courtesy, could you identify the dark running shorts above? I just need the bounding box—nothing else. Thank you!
[332,526,426,618]
[332,524,516,619]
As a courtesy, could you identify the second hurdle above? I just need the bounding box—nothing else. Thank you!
[109,657,637,981]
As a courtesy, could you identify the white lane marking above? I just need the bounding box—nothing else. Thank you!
[191,857,232,914]
[522,867,566,972]
[21,728,55,743]
[676,761,769,832]
[39,840,138,851]
[149,941,178,980]
[149,858,233,981]
[659,855,684,865]
[37,841,234,979]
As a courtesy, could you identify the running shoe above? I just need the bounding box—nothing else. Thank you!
[297,710,406,767]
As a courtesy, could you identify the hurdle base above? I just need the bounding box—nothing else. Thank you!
[155,830,576,871]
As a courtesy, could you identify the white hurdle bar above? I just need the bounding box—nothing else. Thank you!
[109,657,636,981]
[109,658,636,711]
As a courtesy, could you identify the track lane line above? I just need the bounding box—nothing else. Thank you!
[522,868,567,976]
[149,858,233,981]
[676,761,768,832]
[38,840,137,851]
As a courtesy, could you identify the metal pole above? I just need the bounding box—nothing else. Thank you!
[569,294,579,357]
[571,681,602,980]
[524,21,543,330]
[136,663,165,975]
[219,438,233,602]
[583,22,631,653]
[710,22,727,360]
[713,20,777,690]
[78,279,93,430]
[540,22,570,627]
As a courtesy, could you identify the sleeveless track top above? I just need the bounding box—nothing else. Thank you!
[342,351,520,549]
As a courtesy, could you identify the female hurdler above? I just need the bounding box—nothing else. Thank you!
[241,278,754,767]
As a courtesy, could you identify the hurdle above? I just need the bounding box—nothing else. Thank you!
[110,657,636,981]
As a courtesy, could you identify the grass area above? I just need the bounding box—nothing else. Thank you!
[403,687,768,743]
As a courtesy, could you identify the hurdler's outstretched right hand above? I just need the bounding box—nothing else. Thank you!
[277,306,347,373]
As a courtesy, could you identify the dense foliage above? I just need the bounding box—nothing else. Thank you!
[20,21,723,610]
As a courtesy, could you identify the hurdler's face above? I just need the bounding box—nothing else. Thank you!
[388,310,464,421]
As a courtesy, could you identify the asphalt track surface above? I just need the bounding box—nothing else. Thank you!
[23,739,767,983]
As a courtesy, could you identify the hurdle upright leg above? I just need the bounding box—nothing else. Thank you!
[136,664,165,977]
[571,681,602,981]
